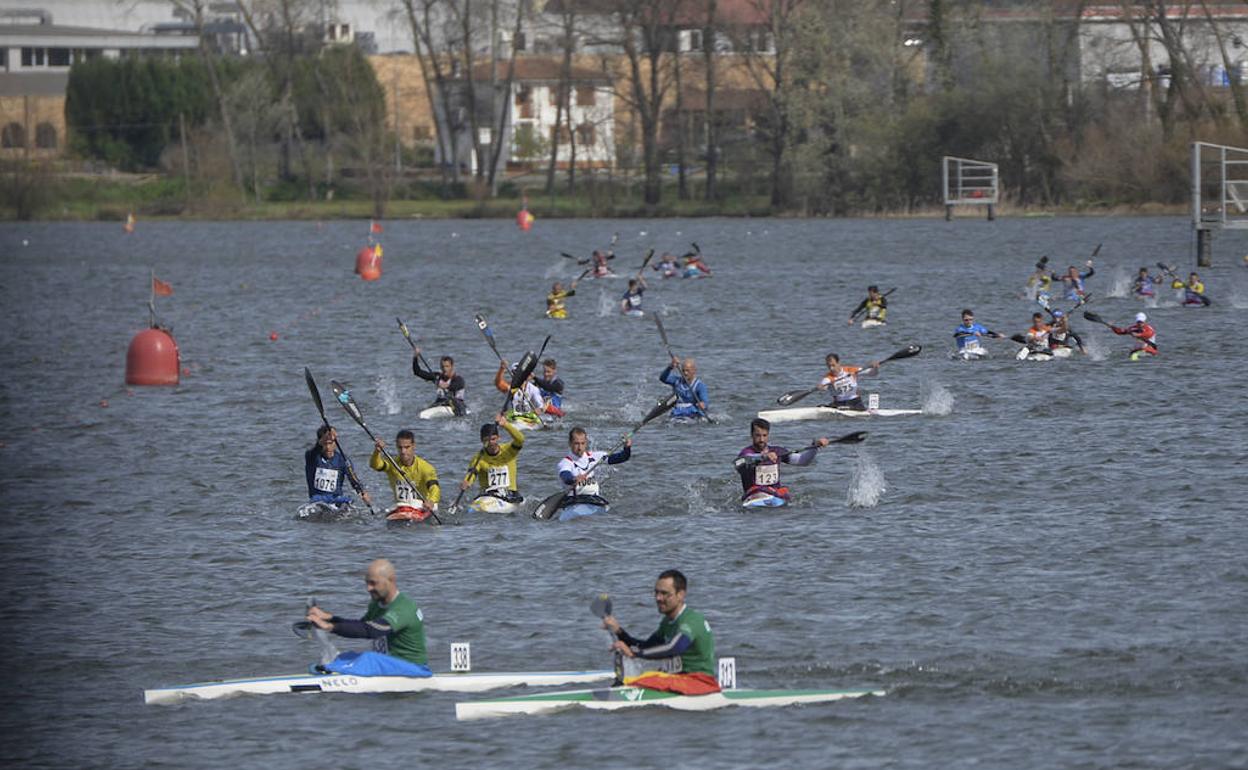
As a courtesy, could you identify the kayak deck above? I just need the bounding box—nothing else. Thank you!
[144,668,614,705]
[455,684,884,720]
[757,406,922,423]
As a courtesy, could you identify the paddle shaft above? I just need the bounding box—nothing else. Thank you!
[475,314,504,363]
[396,318,434,371]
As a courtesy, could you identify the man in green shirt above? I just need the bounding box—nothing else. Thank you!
[602,569,715,676]
[305,558,427,665]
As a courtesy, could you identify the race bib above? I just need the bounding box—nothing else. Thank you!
[486,466,510,490]
[627,294,641,307]
[833,373,855,395]
[755,463,779,486]
[395,483,420,504]
[313,467,340,493]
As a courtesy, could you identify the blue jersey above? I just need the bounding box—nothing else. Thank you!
[660,366,709,418]
[1134,274,1156,297]
[305,447,356,504]
[954,322,992,350]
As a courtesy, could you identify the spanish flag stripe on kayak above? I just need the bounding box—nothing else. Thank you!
[623,671,721,695]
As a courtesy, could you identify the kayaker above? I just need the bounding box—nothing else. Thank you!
[953,309,1003,352]
[591,250,613,277]
[533,358,565,417]
[601,569,716,679]
[1132,266,1160,298]
[620,277,646,315]
[412,350,467,416]
[305,559,427,666]
[1054,260,1094,301]
[733,418,830,504]
[847,285,887,325]
[653,252,680,278]
[682,251,712,277]
[1026,256,1052,303]
[817,353,879,411]
[1111,311,1158,359]
[305,425,371,506]
[659,355,709,420]
[1025,312,1052,354]
[494,360,546,426]
[557,426,631,495]
[1046,309,1086,354]
[546,280,577,319]
[369,430,439,513]
[1183,272,1211,306]
[460,414,525,505]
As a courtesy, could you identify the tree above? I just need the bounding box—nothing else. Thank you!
[611,0,679,206]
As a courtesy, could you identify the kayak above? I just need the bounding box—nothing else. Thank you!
[670,412,712,425]
[295,500,352,520]
[418,403,467,420]
[622,308,645,318]
[681,268,708,279]
[455,684,884,721]
[1015,348,1054,362]
[556,494,610,521]
[741,490,788,508]
[145,667,614,706]
[505,410,548,431]
[1050,346,1073,358]
[468,491,523,514]
[756,405,922,423]
[860,318,886,329]
[951,346,990,361]
[385,504,434,524]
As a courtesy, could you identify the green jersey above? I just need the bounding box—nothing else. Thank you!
[362,591,427,665]
[632,606,715,676]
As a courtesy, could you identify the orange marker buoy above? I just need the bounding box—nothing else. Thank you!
[269,331,279,341]
[125,327,180,386]
[516,209,534,231]
[355,243,383,280]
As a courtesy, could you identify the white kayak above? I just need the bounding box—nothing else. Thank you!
[951,346,990,361]
[757,405,922,423]
[1015,348,1054,361]
[1050,346,1073,358]
[455,684,883,721]
[468,492,523,514]
[418,403,466,420]
[145,668,614,706]
[860,318,886,329]
[622,308,645,318]
[295,501,352,519]
[741,490,788,508]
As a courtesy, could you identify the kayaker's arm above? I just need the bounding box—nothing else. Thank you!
[412,355,437,382]
[625,631,693,661]
[659,366,678,385]
[304,448,319,497]
[501,419,525,447]
[368,446,386,471]
[494,362,509,394]
[328,616,392,640]
[532,375,563,395]
[605,445,631,465]
[784,446,818,466]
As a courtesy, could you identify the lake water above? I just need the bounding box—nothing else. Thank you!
[1,216,1246,769]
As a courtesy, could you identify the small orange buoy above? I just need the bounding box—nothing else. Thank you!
[516,209,534,231]
[125,327,180,386]
[99,399,109,408]
[269,331,279,341]
[355,244,383,279]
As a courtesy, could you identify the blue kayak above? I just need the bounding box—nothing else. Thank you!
[557,494,611,521]
[741,490,789,509]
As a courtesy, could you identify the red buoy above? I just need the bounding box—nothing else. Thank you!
[125,327,180,386]
[355,244,382,280]
[516,209,534,231]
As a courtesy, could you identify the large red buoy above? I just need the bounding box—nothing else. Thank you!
[355,243,382,281]
[516,208,534,231]
[125,327,180,386]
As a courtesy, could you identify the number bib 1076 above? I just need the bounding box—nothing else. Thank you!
[314,467,340,493]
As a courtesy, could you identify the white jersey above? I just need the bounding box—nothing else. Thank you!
[513,381,544,414]
[557,450,607,495]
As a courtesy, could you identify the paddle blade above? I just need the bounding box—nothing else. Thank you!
[1083,310,1107,325]
[637,248,655,271]
[305,367,327,422]
[653,313,671,348]
[832,430,867,445]
[881,344,921,363]
[532,488,567,521]
[590,593,613,619]
[777,388,815,406]
[509,351,538,390]
[641,393,679,426]
[329,380,365,424]
[1091,243,1102,258]
[474,313,500,356]
[560,252,578,260]
[1010,334,1029,344]
[692,242,700,255]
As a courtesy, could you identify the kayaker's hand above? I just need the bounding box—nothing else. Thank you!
[495,413,507,426]
[307,606,331,622]
[602,615,620,634]
[846,318,854,326]
[611,640,635,658]
[763,450,778,463]
[816,437,830,448]
[460,479,471,491]
[624,437,633,449]
[374,437,385,451]
[576,473,590,483]
[361,491,372,505]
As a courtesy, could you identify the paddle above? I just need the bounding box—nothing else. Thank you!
[849,287,896,323]
[304,367,375,515]
[635,248,655,277]
[1082,310,1113,328]
[473,313,505,364]
[330,380,441,524]
[776,344,921,406]
[653,313,676,360]
[396,317,434,372]
[531,393,678,521]
[590,593,613,620]
[447,344,545,514]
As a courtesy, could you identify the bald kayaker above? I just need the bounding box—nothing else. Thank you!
[305,559,427,666]
[305,425,371,506]
[659,355,709,420]
[601,569,716,678]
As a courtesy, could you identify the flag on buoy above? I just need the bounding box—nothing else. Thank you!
[124,212,136,234]
[152,276,173,296]
[370,219,384,234]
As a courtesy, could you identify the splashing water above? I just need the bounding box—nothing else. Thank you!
[596,288,618,317]
[544,258,571,279]
[1083,334,1109,362]
[846,449,886,508]
[375,373,401,416]
[1108,267,1131,298]
[921,382,955,415]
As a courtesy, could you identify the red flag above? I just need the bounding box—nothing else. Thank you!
[623,671,721,695]
[370,220,383,234]
[153,277,173,296]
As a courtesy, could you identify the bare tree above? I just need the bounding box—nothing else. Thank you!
[400,0,463,185]
[610,0,679,206]
[544,2,577,195]
[702,0,719,201]
[486,0,529,194]
[1199,0,1248,129]
[738,0,807,208]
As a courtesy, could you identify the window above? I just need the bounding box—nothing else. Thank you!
[49,48,70,66]
[1,48,7,69]
[514,32,526,52]
[2,122,26,148]
[576,122,595,145]
[576,86,595,106]
[515,85,532,106]
[413,125,431,142]
[549,85,559,106]
[35,122,57,149]
[552,124,571,144]
[21,47,32,67]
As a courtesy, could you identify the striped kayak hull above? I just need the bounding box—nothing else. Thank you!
[144,669,614,706]
[455,685,884,720]
[468,493,522,514]
[418,404,460,420]
[741,491,787,508]
[757,406,922,423]
[860,318,886,329]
